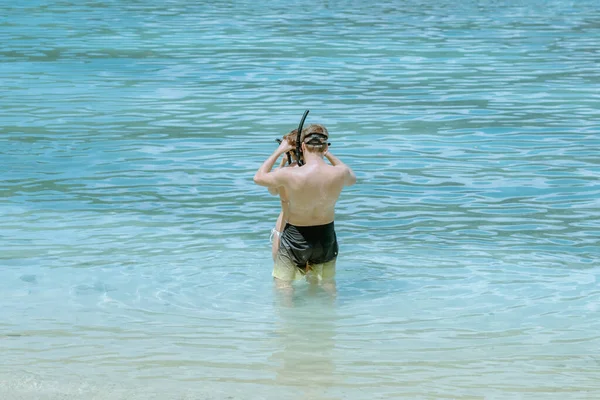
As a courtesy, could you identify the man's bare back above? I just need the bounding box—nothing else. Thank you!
[275,155,352,226]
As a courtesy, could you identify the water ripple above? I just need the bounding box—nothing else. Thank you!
[2,0,600,399]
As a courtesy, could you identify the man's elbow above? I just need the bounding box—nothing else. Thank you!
[254,172,273,188]
[253,173,264,186]
[345,169,357,186]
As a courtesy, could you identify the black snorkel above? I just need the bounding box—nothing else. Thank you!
[296,109,309,167]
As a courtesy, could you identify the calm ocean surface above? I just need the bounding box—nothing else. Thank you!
[1,0,599,399]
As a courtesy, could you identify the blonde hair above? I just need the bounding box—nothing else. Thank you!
[282,129,298,147]
[280,129,300,163]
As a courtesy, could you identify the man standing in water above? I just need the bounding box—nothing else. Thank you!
[254,124,356,288]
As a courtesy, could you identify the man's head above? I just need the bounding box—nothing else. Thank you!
[300,124,329,154]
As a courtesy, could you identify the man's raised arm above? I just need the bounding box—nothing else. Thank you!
[325,151,356,186]
[253,140,294,188]
[267,157,289,195]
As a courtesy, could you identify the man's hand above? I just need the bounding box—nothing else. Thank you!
[277,138,294,155]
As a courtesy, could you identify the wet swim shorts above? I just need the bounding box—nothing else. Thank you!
[273,222,338,281]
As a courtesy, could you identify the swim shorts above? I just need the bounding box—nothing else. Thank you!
[273,222,338,281]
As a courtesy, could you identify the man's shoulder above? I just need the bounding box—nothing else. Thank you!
[326,163,351,177]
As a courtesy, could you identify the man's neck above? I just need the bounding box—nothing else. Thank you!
[303,152,325,165]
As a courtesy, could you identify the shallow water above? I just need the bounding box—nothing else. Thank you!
[1,0,600,399]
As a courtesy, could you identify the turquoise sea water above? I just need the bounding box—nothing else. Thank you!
[1,1,599,399]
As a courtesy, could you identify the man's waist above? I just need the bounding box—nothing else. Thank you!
[286,218,335,227]
[286,211,335,227]
[285,220,335,229]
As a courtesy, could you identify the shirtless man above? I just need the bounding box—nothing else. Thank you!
[254,124,356,287]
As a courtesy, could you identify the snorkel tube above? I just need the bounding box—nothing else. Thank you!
[296,109,309,166]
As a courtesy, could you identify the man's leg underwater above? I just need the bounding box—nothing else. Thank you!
[272,252,298,306]
[272,251,299,286]
[306,258,337,295]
